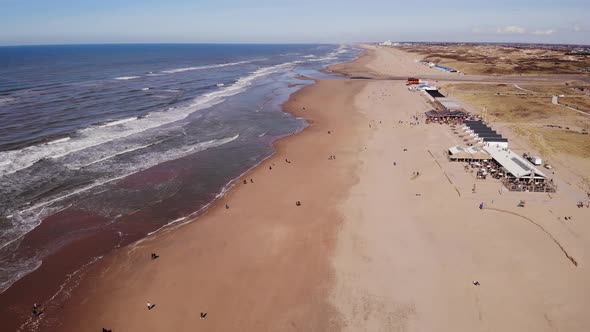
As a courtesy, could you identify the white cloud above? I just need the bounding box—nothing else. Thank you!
[531,29,555,35]
[496,25,526,34]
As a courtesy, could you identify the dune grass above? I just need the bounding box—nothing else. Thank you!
[442,83,590,162]
[398,44,590,75]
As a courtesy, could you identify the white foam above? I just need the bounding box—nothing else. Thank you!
[216,83,225,87]
[308,45,349,63]
[0,97,15,105]
[0,61,299,178]
[115,76,140,80]
[72,141,160,169]
[0,259,42,294]
[141,87,150,91]
[47,137,70,145]
[161,60,256,74]
[21,134,239,215]
[0,133,240,253]
[98,117,138,128]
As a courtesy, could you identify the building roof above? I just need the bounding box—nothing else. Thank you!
[434,65,457,72]
[465,122,489,126]
[439,101,463,110]
[426,90,445,98]
[474,131,499,136]
[464,121,488,127]
[472,127,496,132]
[465,124,490,130]
[448,145,491,160]
[418,84,437,90]
[483,146,546,178]
[464,122,508,142]
[476,133,503,138]
[425,109,468,118]
[483,137,508,142]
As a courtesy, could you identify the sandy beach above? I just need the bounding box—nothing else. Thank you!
[54,77,367,331]
[36,46,590,331]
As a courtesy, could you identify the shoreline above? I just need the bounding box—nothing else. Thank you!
[8,44,590,331]
[36,54,370,331]
[0,54,356,331]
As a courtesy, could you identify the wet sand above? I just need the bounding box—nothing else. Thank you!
[55,78,368,331]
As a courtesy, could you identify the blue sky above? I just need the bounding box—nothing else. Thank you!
[0,0,588,45]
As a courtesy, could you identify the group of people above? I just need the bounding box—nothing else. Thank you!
[328,155,336,160]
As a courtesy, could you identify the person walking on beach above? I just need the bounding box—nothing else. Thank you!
[147,302,155,310]
[32,303,43,317]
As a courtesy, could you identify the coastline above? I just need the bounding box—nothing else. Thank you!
[0,50,359,331]
[8,45,590,331]
[53,64,370,330]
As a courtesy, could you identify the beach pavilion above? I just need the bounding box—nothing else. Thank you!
[483,146,547,183]
[448,145,492,162]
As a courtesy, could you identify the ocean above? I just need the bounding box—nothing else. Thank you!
[0,44,358,298]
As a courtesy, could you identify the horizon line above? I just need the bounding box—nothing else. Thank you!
[0,40,588,48]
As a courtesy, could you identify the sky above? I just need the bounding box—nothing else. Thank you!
[0,0,589,46]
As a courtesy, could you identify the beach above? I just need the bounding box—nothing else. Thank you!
[20,46,590,331]
[55,77,367,331]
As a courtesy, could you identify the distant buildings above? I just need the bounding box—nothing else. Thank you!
[378,40,400,46]
[418,61,460,73]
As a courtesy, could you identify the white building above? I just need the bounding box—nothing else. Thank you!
[483,146,547,182]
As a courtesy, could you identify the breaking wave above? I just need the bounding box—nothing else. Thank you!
[114,76,140,80]
[0,61,299,178]
[161,59,259,74]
